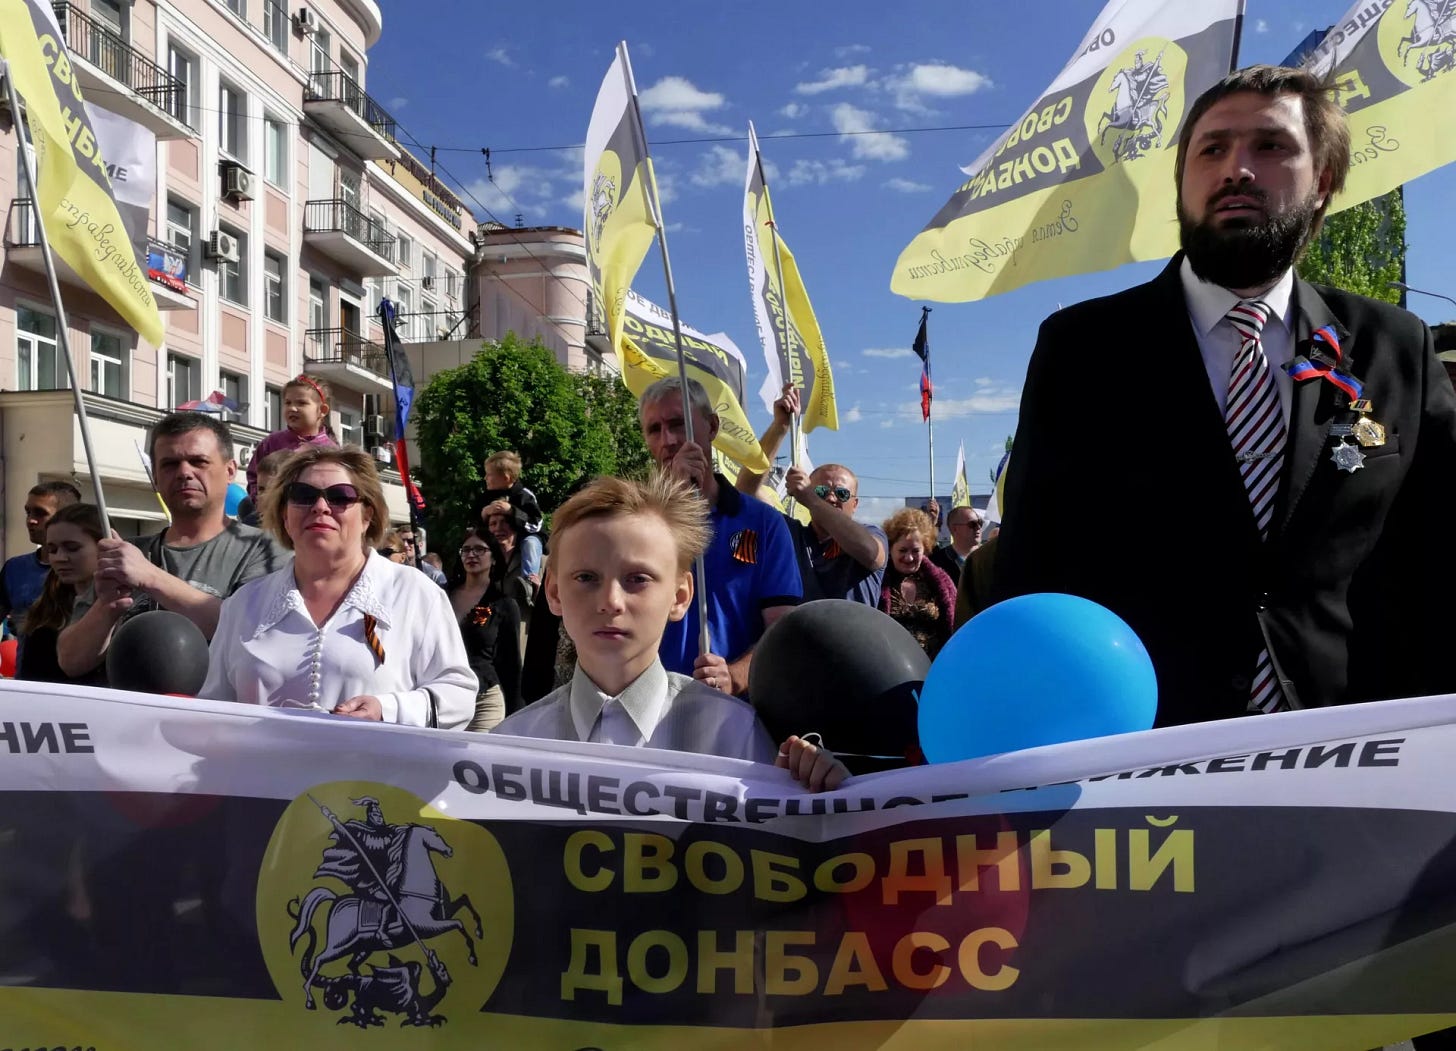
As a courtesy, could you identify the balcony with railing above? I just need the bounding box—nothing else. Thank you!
[303,69,400,161]
[302,199,398,276]
[303,328,396,393]
[51,2,194,139]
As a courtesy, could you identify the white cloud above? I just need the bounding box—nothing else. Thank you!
[782,158,865,186]
[690,144,744,188]
[832,103,909,161]
[485,46,514,67]
[863,347,915,359]
[899,388,1022,418]
[835,44,872,58]
[843,404,864,424]
[1255,18,1270,33]
[388,96,408,110]
[974,376,995,387]
[561,187,584,212]
[548,75,570,89]
[795,65,871,95]
[888,62,992,113]
[780,101,809,119]
[638,76,735,135]
[884,177,931,192]
[462,154,583,221]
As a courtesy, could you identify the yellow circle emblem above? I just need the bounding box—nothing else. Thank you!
[255,781,513,1029]
[1084,38,1188,170]
[1377,0,1456,89]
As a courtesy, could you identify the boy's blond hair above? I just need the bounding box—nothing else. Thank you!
[484,450,522,481]
[551,472,708,572]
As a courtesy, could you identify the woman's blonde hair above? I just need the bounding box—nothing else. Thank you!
[883,507,937,552]
[262,446,390,550]
[551,472,708,572]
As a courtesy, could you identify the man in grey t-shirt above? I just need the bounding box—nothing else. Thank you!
[58,413,289,678]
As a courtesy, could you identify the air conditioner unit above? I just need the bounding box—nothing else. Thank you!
[0,70,10,117]
[363,414,389,443]
[294,6,317,33]
[206,230,240,264]
[371,445,393,465]
[420,275,433,291]
[221,163,255,202]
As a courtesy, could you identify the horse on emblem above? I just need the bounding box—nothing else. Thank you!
[287,798,484,1012]
[1097,50,1171,162]
[1399,0,1456,81]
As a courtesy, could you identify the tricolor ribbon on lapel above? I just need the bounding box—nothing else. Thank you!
[1285,324,1364,401]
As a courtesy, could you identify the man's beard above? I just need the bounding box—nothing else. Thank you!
[1179,187,1322,291]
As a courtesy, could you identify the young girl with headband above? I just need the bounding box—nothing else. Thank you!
[246,374,338,501]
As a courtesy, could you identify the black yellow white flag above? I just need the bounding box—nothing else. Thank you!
[891,0,1241,303]
[0,0,164,345]
[743,123,838,432]
[619,290,769,472]
[952,441,972,508]
[582,43,658,370]
[1300,0,1456,213]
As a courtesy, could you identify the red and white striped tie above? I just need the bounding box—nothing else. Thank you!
[1224,299,1286,713]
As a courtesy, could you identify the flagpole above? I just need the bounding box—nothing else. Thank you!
[752,124,800,468]
[5,61,112,536]
[620,42,711,659]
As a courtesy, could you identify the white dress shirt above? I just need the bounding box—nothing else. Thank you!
[493,659,778,763]
[1179,256,1297,429]
[200,550,477,728]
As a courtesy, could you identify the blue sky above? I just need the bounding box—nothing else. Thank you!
[368,0,1456,502]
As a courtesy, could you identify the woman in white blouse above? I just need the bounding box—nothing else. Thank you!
[200,446,476,728]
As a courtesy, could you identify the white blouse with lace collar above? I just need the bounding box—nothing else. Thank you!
[199,550,477,728]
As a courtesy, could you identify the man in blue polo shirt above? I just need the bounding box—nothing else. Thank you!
[639,377,801,696]
[1,480,82,637]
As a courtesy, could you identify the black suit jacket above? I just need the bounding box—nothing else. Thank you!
[994,255,1456,727]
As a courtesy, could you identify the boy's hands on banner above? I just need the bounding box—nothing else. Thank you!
[777,734,849,793]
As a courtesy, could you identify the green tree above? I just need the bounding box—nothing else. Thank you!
[411,333,649,561]
[1297,190,1407,304]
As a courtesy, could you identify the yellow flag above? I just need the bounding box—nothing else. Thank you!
[951,441,971,508]
[890,0,1240,303]
[0,0,163,345]
[1301,0,1456,214]
[744,123,837,431]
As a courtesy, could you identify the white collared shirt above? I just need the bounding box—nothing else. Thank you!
[494,659,778,764]
[1179,256,1296,429]
[200,550,477,728]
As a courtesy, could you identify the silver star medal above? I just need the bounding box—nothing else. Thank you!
[1330,440,1366,473]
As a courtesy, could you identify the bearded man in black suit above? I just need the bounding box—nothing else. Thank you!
[994,65,1456,727]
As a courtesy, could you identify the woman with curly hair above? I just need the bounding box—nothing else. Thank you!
[879,507,957,658]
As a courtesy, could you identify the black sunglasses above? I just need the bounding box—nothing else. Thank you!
[814,484,854,502]
[378,546,406,557]
[286,482,362,511]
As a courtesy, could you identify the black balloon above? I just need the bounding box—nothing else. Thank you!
[748,599,928,771]
[105,610,211,696]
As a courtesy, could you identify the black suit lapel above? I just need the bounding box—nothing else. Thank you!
[1274,280,1351,536]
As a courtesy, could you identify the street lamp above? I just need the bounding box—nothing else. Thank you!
[1389,280,1456,312]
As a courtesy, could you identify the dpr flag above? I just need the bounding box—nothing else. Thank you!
[582,43,659,373]
[914,311,933,422]
[891,0,1242,303]
[380,298,425,514]
[1299,0,1456,214]
[0,0,164,345]
[744,123,838,431]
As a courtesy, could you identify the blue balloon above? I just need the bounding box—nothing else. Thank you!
[918,593,1157,763]
[224,482,248,516]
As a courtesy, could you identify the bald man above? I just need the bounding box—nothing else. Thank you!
[781,462,887,605]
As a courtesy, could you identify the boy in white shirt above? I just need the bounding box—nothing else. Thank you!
[494,473,846,792]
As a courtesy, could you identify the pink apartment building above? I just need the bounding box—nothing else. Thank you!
[0,0,612,555]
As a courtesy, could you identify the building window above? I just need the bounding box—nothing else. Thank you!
[264,251,287,322]
[308,276,327,331]
[393,283,413,339]
[338,408,361,448]
[265,385,283,430]
[90,329,127,398]
[264,115,288,187]
[224,0,246,16]
[219,225,248,305]
[167,44,199,127]
[263,0,288,52]
[166,199,196,282]
[220,371,245,419]
[219,81,247,161]
[396,231,413,271]
[17,306,61,391]
[310,27,331,78]
[422,252,438,306]
[167,353,201,408]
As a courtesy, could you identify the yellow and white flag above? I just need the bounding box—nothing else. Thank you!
[582,42,658,368]
[619,290,768,472]
[0,0,163,345]
[951,441,972,508]
[985,440,1013,524]
[744,123,838,431]
[891,0,1241,303]
[1300,0,1456,213]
